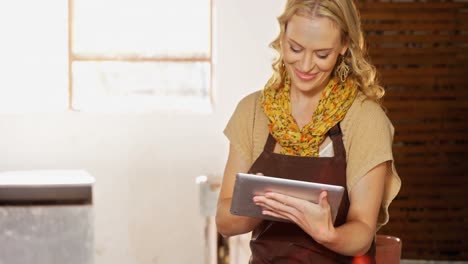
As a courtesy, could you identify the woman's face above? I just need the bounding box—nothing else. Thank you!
[281,15,348,96]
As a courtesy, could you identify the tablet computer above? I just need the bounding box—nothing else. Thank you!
[230,172,345,223]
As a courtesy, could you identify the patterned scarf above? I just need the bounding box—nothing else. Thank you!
[261,76,357,157]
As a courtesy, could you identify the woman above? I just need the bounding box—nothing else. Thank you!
[216,0,401,263]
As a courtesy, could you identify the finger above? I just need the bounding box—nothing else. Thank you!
[261,209,288,220]
[262,209,302,224]
[254,201,275,212]
[253,196,278,211]
[264,192,307,212]
[258,196,308,228]
[256,195,292,212]
[256,172,264,176]
[318,191,330,210]
[258,196,307,226]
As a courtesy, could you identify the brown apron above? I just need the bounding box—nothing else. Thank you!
[248,124,376,264]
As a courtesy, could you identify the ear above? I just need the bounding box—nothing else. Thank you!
[340,38,350,56]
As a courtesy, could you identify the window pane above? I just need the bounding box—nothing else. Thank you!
[73,0,211,58]
[0,0,68,112]
[72,61,211,111]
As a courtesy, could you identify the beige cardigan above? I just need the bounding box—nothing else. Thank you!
[224,91,401,230]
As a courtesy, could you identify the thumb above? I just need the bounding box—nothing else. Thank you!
[319,191,329,209]
[256,172,264,176]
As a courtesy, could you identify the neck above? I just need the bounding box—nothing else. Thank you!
[289,78,330,129]
[289,79,328,110]
[290,87,322,130]
[290,85,322,105]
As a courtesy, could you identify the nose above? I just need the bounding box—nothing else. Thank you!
[298,53,315,73]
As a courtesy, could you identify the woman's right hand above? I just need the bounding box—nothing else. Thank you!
[215,144,262,237]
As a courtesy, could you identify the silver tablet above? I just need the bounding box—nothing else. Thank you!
[230,172,345,223]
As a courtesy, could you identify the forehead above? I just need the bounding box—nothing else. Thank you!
[285,14,342,48]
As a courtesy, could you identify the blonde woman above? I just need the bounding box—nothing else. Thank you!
[216,0,401,263]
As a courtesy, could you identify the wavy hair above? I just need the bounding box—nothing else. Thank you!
[267,0,384,101]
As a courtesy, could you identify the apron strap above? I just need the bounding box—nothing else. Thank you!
[264,133,276,153]
[328,124,346,159]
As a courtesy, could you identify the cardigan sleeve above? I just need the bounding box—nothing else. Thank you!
[223,92,261,164]
[342,95,402,229]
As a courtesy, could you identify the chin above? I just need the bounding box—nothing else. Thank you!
[291,75,328,94]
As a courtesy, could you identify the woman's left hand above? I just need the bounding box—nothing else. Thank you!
[253,191,337,244]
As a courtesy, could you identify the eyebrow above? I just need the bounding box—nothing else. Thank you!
[287,37,333,52]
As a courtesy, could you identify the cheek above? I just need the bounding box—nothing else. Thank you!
[282,50,299,64]
[316,58,337,72]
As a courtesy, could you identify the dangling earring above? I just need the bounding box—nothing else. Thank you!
[280,60,289,83]
[335,55,350,83]
[281,60,290,85]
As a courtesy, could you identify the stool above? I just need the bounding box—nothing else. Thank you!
[375,235,402,264]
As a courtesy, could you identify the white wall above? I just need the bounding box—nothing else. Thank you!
[0,0,284,263]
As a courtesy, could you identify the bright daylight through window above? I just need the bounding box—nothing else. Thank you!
[71,0,212,112]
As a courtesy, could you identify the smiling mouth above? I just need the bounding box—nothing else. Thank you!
[294,69,318,81]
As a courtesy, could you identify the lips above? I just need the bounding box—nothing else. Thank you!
[294,68,318,81]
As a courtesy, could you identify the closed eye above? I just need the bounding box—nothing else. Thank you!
[316,53,330,59]
[290,46,302,53]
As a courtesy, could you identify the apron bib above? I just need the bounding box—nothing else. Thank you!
[248,124,376,264]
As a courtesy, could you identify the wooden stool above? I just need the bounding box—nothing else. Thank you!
[375,235,402,264]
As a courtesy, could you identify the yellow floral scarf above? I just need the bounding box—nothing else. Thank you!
[261,77,357,157]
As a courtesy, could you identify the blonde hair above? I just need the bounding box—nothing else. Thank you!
[268,0,384,101]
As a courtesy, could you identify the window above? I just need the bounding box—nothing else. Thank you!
[71,0,213,112]
[0,0,213,113]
